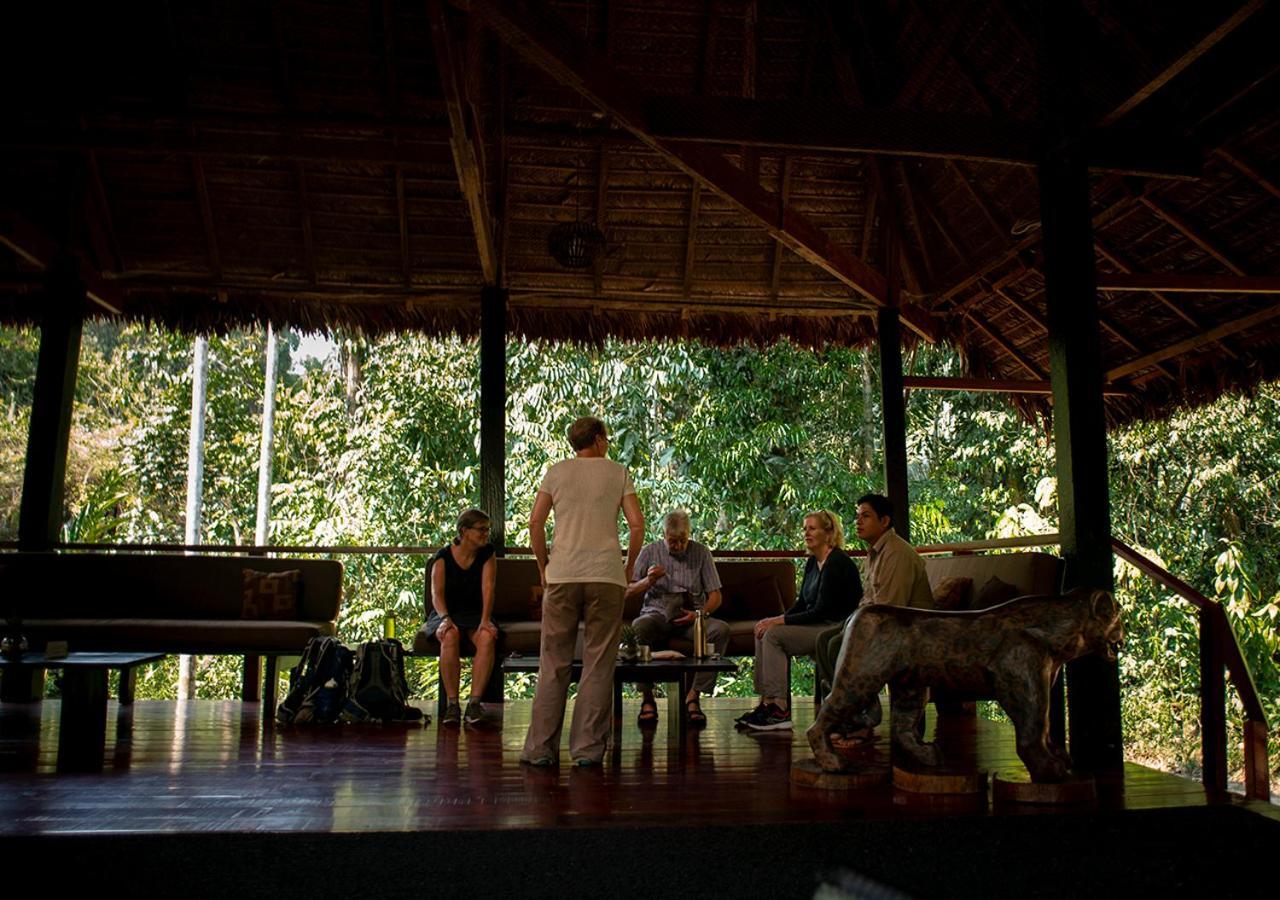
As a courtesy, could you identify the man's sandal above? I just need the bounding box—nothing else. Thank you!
[637,699,659,727]
[685,698,707,726]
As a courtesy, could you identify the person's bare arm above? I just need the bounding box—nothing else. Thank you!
[530,490,553,588]
[430,559,456,640]
[702,588,723,616]
[621,492,645,584]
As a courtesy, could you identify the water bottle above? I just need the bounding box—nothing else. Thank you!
[693,609,708,658]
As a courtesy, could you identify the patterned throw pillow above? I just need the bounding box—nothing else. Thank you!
[241,569,301,620]
[931,576,973,611]
[971,575,1020,611]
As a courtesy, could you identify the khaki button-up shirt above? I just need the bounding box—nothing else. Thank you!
[860,527,933,609]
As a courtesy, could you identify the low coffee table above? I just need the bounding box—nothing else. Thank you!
[502,655,738,741]
[0,651,165,771]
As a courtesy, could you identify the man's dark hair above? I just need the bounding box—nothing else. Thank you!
[856,493,893,522]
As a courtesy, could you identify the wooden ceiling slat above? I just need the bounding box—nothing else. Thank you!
[429,0,497,285]
[1107,303,1280,381]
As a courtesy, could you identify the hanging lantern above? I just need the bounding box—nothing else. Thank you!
[547,220,606,269]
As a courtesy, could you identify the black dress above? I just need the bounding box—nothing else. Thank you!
[423,543,497,636]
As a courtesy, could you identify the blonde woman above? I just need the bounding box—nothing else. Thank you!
[738,509,863,731]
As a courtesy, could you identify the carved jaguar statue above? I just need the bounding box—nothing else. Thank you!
[806,588,1122,782]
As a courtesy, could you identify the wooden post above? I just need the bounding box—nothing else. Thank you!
[18,262,84,551]
[879,236,910,541]
[1199,607,1228,794]
[1038,0,1122,774]
[480,287,507,553]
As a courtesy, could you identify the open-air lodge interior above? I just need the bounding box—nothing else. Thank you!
[3,0,1279,894]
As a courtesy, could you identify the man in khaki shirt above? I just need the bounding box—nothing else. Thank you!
[814,493,932,694]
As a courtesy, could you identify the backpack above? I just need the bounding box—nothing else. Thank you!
[340,638,424,724]
[276,636,354,725]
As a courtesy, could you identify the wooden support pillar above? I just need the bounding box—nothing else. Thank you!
[1038,0,1122,774]
[19,262,84,551]
[1199,608,1228,794]
[480,287,507,553]
[878,237,910,541]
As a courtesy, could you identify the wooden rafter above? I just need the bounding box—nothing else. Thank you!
[644,96,1197,178]
[769,156,792,302]
[1098,273,1280,294]
[395,167,410,287]
[191,151,221,279]
[83,143,122,273]
[429,0,497,285]
[683,182,701,299]
[298,163,317,285]
[0,213,124,314]
[893,0,972,108]
[1214,148,1280,201]
[967,311,1046,380]
[1097,0,1267,127]
[903,376,1132,397]
[895,161,935,285]
[1107,303,1280,381]
[945,160,1006,241]
[1139,196,1247,275]
[594,144,608,296]
[466,0,938,339]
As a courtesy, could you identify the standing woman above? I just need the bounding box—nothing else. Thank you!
[738,509,862,731]
[423,508,499,726]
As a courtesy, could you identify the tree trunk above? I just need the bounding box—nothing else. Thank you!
[254,325,279,547]
[180,335,209,700]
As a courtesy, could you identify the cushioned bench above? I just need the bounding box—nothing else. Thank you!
[410,555,798,707]
[0,552,343,709]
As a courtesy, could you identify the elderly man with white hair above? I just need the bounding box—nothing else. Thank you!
[625,510,728,727]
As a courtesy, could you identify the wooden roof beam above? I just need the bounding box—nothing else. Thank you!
[1098,273,1280,294]
[903,376,1132,397]
[945,160,1006,242]
[1214,147,1280,202]
[1097,0,1268,127]
[682,182,701,299]
[1107,303,1280,381]
[1139,196,1247,275]
[467,0,936,339]
[645,96,1199,178]
[0,213,124,314]
[430,0,497,285]
[593,145,608,297]
[966,311,1046,379]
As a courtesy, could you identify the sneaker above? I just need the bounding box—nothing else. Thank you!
[441,701,462,727]
[743,703,792,731]
[735,702,767,726]
[521,755,556,767]
[463,700,485,725]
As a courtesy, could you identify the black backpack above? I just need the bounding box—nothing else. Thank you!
[340,638,424,723]
[276,636,354,725]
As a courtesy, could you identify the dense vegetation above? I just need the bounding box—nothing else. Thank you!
[2,322,1276,788]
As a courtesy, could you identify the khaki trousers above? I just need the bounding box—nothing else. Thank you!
[522,581,625,763]
[753,622,830,703]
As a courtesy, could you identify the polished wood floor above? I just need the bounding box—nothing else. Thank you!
[0,696,1264,835]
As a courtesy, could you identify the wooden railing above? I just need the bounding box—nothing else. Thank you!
[8,532,1269,798]
[1110,538,1271,801]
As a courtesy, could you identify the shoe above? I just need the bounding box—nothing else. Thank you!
[521,755,556,767]
[743,703,792,731]
[463,700,485,725]
[441,701,462,727]
[637,698,659,727]
[735,702,767,726]
[573,757,601,767]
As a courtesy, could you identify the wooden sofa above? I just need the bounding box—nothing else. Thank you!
[0,552,343,709]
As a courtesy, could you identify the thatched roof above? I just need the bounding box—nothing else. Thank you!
[3,0,1279,424]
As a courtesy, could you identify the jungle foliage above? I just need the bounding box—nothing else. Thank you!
[1,321,1277,787]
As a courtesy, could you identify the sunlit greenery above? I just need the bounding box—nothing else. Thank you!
[1,321,1276,788]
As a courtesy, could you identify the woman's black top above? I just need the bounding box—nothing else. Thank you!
[783,547,863,626]
[424,543,495,631]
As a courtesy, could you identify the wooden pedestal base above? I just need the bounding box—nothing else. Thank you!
[790,759,890,790]
[893,765,988,794]
[992,770,1097,805]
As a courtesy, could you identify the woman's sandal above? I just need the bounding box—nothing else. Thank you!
[685,698,707,726]
[637,699,659,727]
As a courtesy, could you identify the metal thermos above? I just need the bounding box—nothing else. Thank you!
[692,609,708,658]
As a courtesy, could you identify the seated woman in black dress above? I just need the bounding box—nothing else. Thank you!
[423,508,499,726]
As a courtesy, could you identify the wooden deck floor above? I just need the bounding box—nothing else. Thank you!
[0,696,1262,836]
